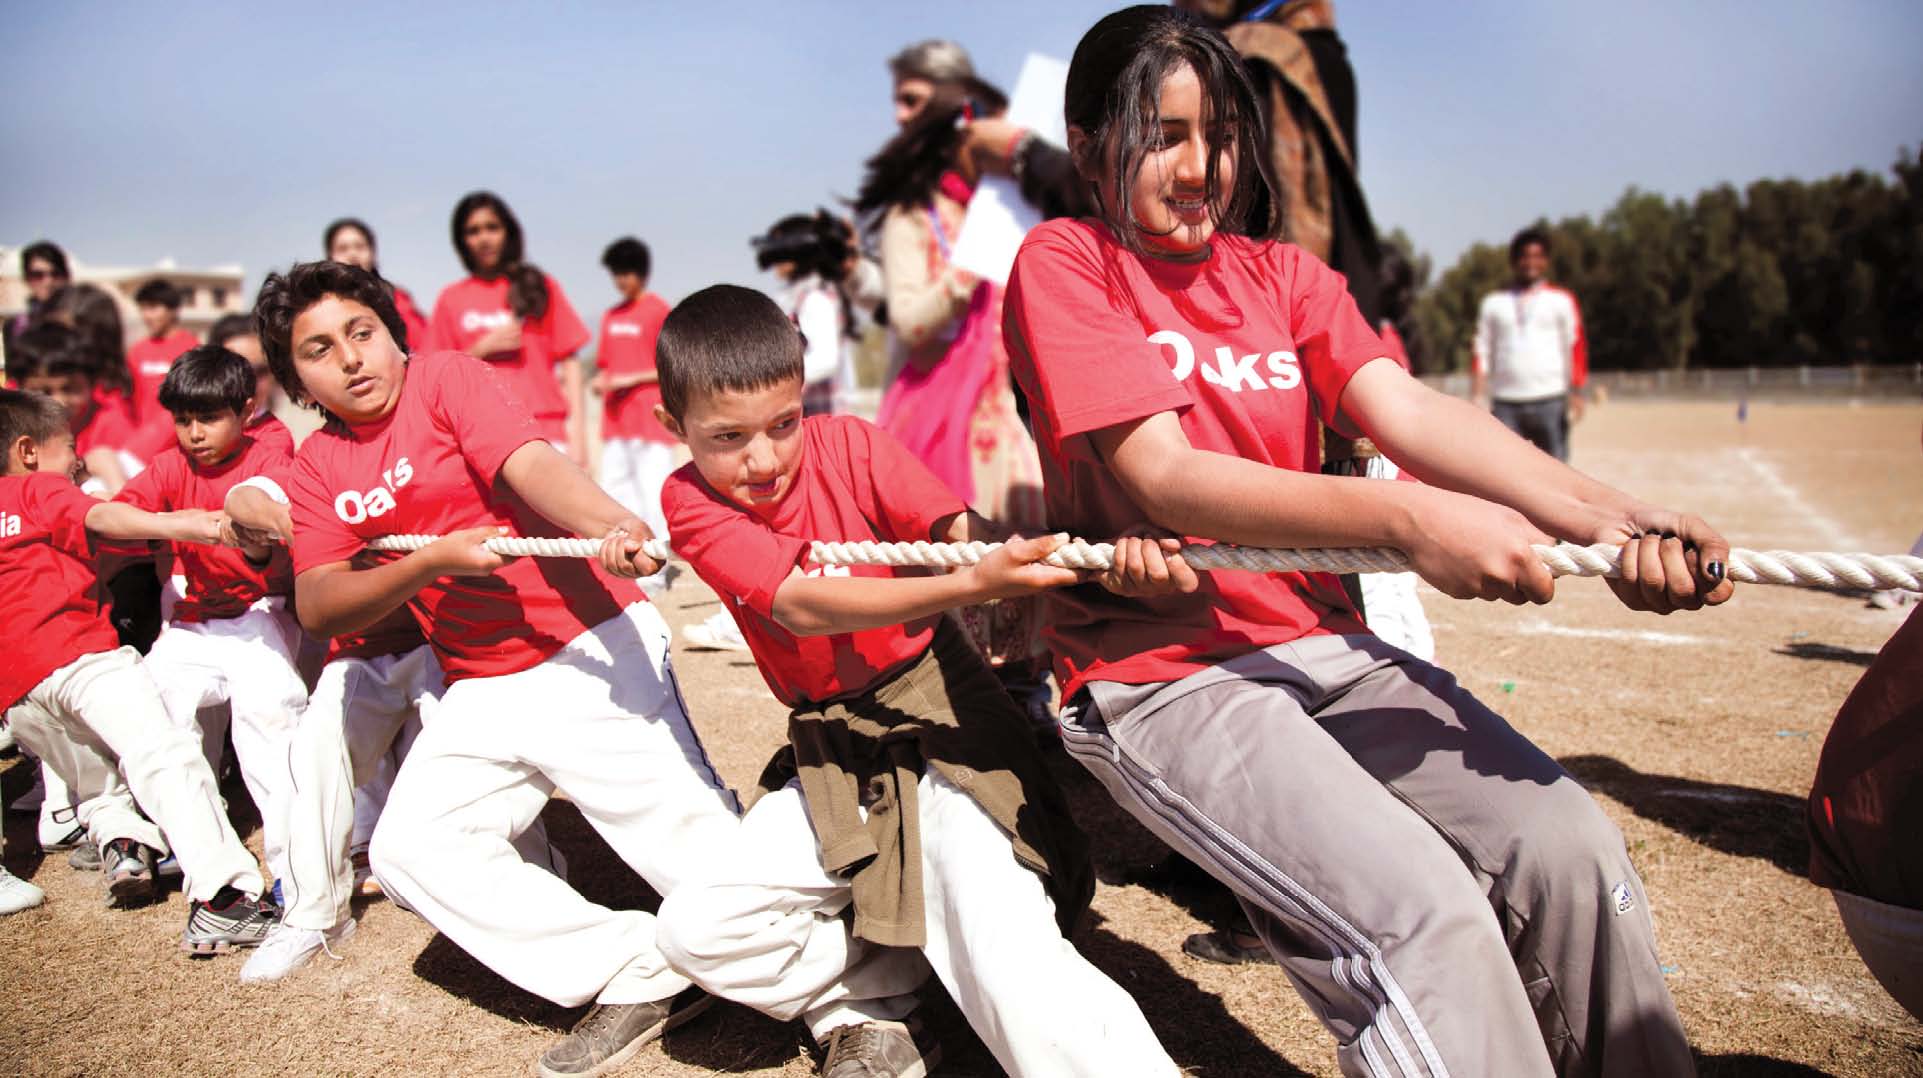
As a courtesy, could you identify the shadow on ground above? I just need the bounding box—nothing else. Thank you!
[1562,754,1808,876]
[1775,642,1879,667]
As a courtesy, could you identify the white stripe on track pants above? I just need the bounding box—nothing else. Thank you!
[1066,634,1693,1078]
[368,602,741,1008]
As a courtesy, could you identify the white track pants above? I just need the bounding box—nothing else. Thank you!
[283,646,564,932]
[145,600,308,888]
[657,771,1179,1077]
[4,648,263,902]
[598,438,675,547]
[369,602,741,1008]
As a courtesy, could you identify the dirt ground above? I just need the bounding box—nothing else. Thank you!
[2,399,1920,1077]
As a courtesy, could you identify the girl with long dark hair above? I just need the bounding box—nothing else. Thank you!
[427,192,591,463]
[1007,7,1733,1074]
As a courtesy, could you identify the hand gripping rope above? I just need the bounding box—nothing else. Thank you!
[363,534,1923,593]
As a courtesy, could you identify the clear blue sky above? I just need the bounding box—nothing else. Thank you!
[5,1,1919,323]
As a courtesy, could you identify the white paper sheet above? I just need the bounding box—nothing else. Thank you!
[950,52,1070,285]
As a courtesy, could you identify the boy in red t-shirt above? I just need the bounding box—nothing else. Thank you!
[592,238,675,568]
[255,260,740,1075]
[127,278,201,460]
[0,387,275,948]
[650,286,1179,1078]
[115,347,307,899]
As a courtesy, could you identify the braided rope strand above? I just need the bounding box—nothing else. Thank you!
[362,534,1923,593]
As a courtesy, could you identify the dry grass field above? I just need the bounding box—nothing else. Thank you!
[3,399,1920,1077]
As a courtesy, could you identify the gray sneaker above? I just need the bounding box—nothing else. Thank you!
[102,839,157,907]
[182,887,277,955]
[68,842,102,871]
[537,987,713,1078]
[820,1018,941,1078]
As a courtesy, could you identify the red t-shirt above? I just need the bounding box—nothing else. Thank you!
[0,472,121,708]
[115,435,294,623]
[663,415,966,707]
[1003,219,1382,700]
[392,285,430,356]
[245,463,426,663]
[596,294,673,444]
[248,412,295,455]
[75,390,139,458]
[126,328,200,457]
[426,275,590,443]
[285,350,640,682]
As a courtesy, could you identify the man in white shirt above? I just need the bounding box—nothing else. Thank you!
[1472,228,1588,461]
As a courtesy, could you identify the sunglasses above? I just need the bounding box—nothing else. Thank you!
[25,268,60,281]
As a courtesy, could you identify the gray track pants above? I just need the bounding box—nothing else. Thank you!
[1064,634,1693,1078]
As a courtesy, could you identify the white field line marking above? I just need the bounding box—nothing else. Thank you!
[1733,447,1857,550]
[1509,618,1713,647]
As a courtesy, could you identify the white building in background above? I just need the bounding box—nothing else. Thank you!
[0,246,245,344]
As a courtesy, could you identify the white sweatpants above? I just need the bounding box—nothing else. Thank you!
[284,645,565,932]
[36,762,82,846]
[369,602,741,1008]
[598,438,675,545]
[4,648,263,902]
[656,771,1179,1077]
[145,599,308,887]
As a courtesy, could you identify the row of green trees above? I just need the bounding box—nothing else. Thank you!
[1397,145,1923,374]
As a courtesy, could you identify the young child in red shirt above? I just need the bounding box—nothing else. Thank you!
[115,346,306,898]
[126,278,201,460]
[427,191,592,464]
[209,313,296,455]
[649,285,1179,1078]
[1001,9,1734,1076]
[0,387,276,949]
[9,320,142,492]
[592,237,675,565]
[255,260,740,1076]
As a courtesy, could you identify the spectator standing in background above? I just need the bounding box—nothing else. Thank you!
[126,279,201,460]
[592,236,675,573]
[324,218,431,351]
[857,39,1055,721]
[6,241,72,354]
[428,191,592,464]
[752,211,857,416]
[1473,227,1589,461]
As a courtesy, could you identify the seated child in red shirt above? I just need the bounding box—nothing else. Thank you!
[0,387,276,950]
[1000,10,1732,1075]
[253,260,740,1077]
[649,286,1180,1078]
[115,346,306,899]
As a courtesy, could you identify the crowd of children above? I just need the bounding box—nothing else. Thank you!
[1,7,1756,1078]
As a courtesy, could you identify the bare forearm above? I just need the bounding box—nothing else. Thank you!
[771,570,993,637]
[225,485,292,538]
[295,557,441,638]
[1356,372,1639,539]
[84,502,204,544]
[500,441,631,537]
[1123,446,1423,550]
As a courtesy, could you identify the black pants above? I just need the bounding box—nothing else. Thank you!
[1493,395,1570,461]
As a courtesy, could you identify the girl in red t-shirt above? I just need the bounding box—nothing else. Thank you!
[427,192,592,465]
[324,217,430,356]
[1005,8,1735,1077]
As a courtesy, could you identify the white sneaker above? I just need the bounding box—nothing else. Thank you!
[238,919,356,983]
[682,609,749,652]
[0,867,46,915]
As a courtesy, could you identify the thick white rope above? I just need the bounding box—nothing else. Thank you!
[364,534,1923,593]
